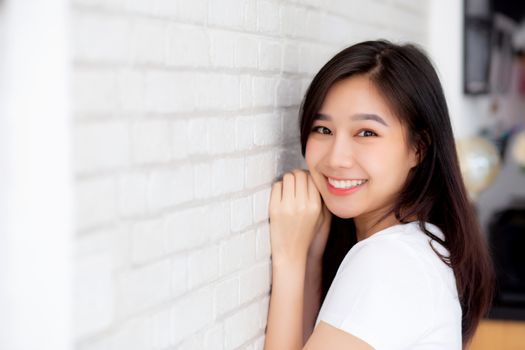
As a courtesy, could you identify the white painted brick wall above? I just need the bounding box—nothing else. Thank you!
[71,0,430,348]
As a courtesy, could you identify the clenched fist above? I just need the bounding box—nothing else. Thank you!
[268,169,332,267]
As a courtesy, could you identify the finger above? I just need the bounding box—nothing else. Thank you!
[292,169,308,204]
[307,173,321,203]
[269,181,282,215]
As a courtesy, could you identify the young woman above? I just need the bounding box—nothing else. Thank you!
[264,40,495,350]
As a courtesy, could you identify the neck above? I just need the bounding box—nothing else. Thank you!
[354,211,418,242]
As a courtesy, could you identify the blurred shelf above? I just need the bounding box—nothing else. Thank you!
[468,319,525,350]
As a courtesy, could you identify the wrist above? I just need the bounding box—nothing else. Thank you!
[271,254,307,273]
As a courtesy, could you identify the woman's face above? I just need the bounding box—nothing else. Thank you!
[305,74,418,221]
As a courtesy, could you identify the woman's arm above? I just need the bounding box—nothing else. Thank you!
[303,257,323,344]
[264,259,307,350]
[264,169,330,350]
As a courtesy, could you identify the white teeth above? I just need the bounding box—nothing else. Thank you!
[328,177,367,189]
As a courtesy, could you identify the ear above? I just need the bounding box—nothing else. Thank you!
[410,130,431,168]
[408,144,420,169]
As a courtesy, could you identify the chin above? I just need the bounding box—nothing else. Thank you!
[323,200,357,219]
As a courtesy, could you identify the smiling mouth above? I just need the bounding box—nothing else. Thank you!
[326,176,368,189]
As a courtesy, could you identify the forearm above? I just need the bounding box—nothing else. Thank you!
[264,260,306,350]
[302,258,323,344]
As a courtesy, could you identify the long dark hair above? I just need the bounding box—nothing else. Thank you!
[299,40,495,347]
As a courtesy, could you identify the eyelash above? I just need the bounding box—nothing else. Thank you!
[310,126,378,137]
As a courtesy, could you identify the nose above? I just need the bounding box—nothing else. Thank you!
[326,133,354,169]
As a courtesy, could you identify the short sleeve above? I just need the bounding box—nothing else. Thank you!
[317,237,436,350]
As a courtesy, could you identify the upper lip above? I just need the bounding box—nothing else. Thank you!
[325,175,367,181]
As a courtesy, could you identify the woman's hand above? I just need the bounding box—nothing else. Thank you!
[268,169,332,267]
[307,198,332,262]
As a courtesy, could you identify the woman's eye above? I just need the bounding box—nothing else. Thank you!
[357,130,377,137]
[311,126,331,135]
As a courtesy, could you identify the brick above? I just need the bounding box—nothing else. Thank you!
[193,161,212,199]
[282,42,300,73]
[117,171,148,218]
[319,13,350,45]
[243,0,257,31]
[73,69,118,115]
[258,39,282,71]
[166,24,209,67]
[172,253,188,297]
[204,324,225,350]
[193,73,240,111]
[280,4,308,38]
[235,115,254,151]
[76,176,117,230]
[129,18,166,65]
[172,119,190,160]
[177,0,208,23]
[187,117,209,155]
[252,76,276,108]
[281,108,300,142]
[130,217,166,264]
[211,157,245,196]
[256,1,280,34]
[72,0,125,9]
[117,69,145,113]
[239,262,271,304]
[111,318,150,350]
[245,152,275,189]
[72,12,131,63]
[149,308,172,350]
[208,117,236,155]
[147,165,193,212]
[214,277,240,318]
[188,245,220,289]
[208,201,231,241]
[74,252,113,338]
[73,121,130,174]
[171,287,214,344]
[253,112,281,146]
[235,34,258,69]
[116,259,171,317]
[156,0,208,23]
[208,0,245,29]
[131,120,172,165]
[275,78,293,107]
[255,224,271,260]
[239,75,253,109]
[219,230,256,276]
[258,296,270,330]
[230,195,253,232]
[164,206,212,253]
[224,302,261,349]
[252,187,271,223]
[209,29,237,68]
[145,70,197,113]
[76,225,130,272]
[126,0,157,15]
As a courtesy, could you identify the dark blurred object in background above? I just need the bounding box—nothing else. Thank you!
[488,201,525,320]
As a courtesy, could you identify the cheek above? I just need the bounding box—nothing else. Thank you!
[305,139,321,166]
[359,146,408,184]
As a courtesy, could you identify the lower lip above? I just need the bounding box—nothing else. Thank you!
[325,177,367,196]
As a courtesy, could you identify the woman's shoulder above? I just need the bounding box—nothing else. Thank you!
[343,221,440,265]
[341,221,457,299]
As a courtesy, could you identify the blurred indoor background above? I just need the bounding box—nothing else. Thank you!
[0,0,524,349]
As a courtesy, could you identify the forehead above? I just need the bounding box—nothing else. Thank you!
[318,75,399,125]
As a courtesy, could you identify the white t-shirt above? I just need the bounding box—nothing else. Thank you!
[315,221,462,350]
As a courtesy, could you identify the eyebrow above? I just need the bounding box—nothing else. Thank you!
[313,113,389,127]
